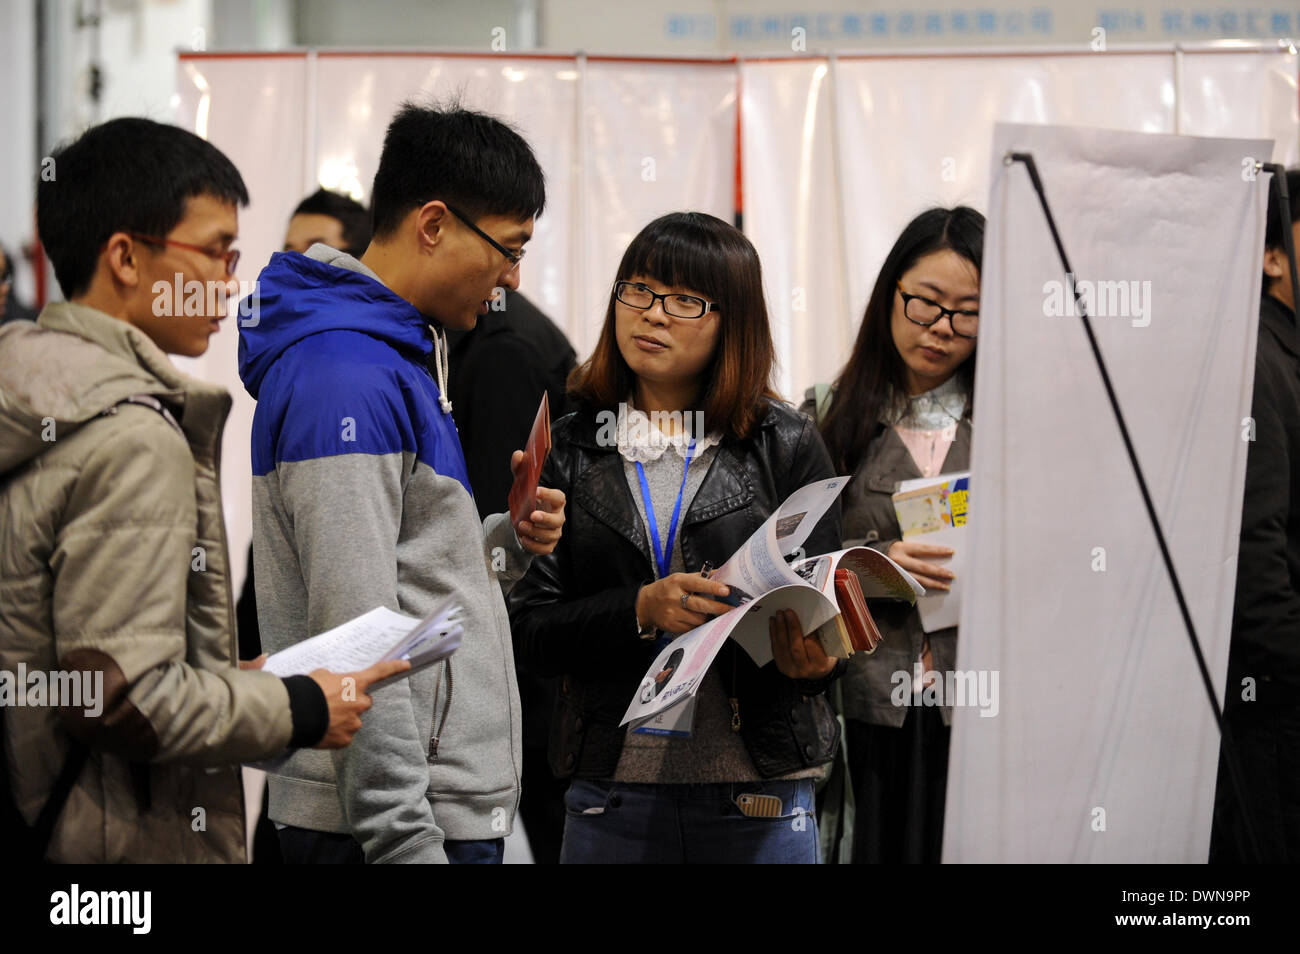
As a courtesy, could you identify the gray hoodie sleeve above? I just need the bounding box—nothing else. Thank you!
[278,451,448,864]
[483,511,533,593]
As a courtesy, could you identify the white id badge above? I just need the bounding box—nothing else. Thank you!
[631,697,696,738]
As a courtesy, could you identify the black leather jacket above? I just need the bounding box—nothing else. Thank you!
[507,397,846,781]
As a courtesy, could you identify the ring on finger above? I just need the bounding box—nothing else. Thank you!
[680,593,690,609]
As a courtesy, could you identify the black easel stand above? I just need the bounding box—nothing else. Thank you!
[1004,150,1263,864]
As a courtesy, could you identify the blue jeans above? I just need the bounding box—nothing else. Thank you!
[276,826,502,864]
[445,838,504,864]
[559,779,820,864]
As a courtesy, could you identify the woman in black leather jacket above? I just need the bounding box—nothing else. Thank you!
[508,212,845,863]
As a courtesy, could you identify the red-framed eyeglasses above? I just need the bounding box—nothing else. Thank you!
[127,233,240,276]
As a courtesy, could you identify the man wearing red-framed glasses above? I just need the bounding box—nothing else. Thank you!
[0,117,402,864]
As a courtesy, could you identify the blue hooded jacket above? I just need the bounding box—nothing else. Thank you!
[238,248,471,494]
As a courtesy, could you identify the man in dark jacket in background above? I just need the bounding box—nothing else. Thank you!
[444,291,575,519]
[1211,167,1300,863]
[283,188,372,257]
[440,289,576,863]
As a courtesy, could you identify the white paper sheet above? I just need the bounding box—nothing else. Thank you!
[261,602,462,688]
[912,525,966,633]
[621,609,740,728]
[249,603,463,771]
[709,476,849,603]
[262,607,416,677]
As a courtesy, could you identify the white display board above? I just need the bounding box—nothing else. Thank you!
[944,122,1271,863]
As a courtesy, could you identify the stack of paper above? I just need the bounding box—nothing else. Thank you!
[261,600,464,691]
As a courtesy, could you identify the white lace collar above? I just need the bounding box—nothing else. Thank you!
[614,401,723,464]
[889,375,968,430]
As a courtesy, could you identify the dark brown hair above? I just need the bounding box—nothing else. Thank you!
[820,206,984,473]
[568,211,777,438]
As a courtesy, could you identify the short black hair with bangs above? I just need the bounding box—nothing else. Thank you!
[568,211,778,439]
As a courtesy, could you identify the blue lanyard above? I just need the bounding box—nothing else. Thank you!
[635,440,696,581]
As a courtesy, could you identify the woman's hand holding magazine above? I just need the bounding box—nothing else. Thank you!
[620,478,925,734]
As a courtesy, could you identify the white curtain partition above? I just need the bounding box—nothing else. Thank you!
[174,43,1296,603]
[744,47,1298,401]
[950,122,1271,862]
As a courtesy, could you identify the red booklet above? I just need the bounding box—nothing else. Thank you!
[508,392,551,528]
[834,568,884,653]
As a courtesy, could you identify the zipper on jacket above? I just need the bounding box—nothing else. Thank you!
[129,762,152,811]
[729,650,741,732]
[428,659,454,761]
[209,422,243,680]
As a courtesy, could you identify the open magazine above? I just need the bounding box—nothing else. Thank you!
[621,477,923,737]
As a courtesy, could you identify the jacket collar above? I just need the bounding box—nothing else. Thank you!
[562,398,781,451]
[1260,293,1299,361]
[39,300,183,390]
[37,301,231,450]
[570,453,649,562]
[565,402,772,564]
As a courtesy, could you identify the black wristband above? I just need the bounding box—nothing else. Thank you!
[282,674,329,748]
[794,656,849,696]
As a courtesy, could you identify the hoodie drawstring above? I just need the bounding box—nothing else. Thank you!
[430,324,452,415]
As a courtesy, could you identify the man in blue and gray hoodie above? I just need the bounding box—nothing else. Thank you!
[238,102,566,864]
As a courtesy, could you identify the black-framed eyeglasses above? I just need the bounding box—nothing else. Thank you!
[614,280,716,320]
[897,283,979,338]
[128,233,240,276]
[446,205,525,269]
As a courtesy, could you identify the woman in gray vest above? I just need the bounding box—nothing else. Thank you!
[808,206,984,863]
